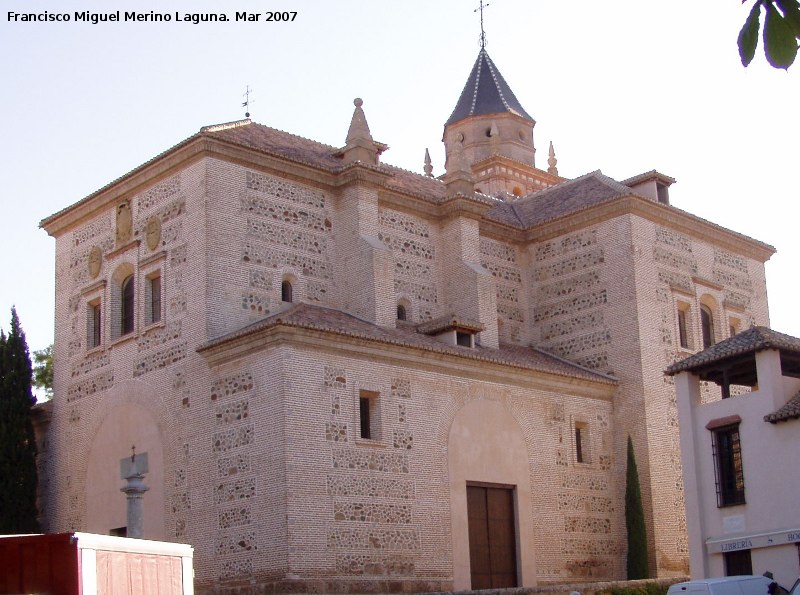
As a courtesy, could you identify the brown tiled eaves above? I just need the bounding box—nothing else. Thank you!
[765,391,800,423]
[202,120,344,170]
[383,164,446,202]
[198,303,616,386]
[621,170,676,188]
[416,314,485,335]
[666,326,800,376]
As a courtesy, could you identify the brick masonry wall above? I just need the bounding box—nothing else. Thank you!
[206,344,621,589]
[43,149,772,591]
[525,213,769,577]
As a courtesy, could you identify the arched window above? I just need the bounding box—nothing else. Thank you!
[281,280,293,303]
[701,304,715,349]
[396,304,407,321]
[121,274,135,335]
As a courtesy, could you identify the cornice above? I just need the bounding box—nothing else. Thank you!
[521,195,775,263]
[41,137,209,237]
[693,276,724,291]
[471,154,564,186]
[198,323,615,400]
[438,194,493,221]
[333,163,393,188]
[40,136,342,237]
[105,239,140,261]
[378,187,444,219]
[444,110,536,133]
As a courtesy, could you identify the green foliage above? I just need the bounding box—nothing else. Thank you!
[625,435,649,580]
[601,582,669,595]
[739,0,800,69]
[33,344,53,400]
[0,307,40,534]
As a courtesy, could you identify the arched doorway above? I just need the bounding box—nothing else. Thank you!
[84,402,166,540]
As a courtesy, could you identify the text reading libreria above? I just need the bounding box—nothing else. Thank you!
[7,11,297,24]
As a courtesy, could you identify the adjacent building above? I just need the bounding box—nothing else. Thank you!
[668,327,800,588]
[38,48,776,592]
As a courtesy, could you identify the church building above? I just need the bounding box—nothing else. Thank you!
[39,47,774,593]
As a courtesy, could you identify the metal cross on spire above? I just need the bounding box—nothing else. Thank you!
[475,0,490,49]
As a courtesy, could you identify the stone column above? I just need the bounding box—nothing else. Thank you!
[120,449,149,539]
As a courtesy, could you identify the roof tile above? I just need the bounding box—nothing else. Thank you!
[765,391,800,423]
[199,303,615,385]
[445,49,533,126]
[666,326,800,375]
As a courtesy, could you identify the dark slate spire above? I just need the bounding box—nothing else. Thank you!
[445,49,533,126]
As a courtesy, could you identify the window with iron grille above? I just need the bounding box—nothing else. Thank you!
[712,424,745,507]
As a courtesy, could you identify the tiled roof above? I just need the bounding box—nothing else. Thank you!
[202,119,344,170]
[489,171,637,228]
[621,170,676,187]
[666,326,800,375]
[198,303,616,385]
[765,391,800,423]
[382,164,446,202]
[445,49,533,126]
[416,313,485,335]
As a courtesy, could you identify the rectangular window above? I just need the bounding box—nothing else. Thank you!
[575,422,589,463]
[359,396,371,439]
[723,549,752,576]
[456,331,473,347]
[701,305,715,349]
[88,301,102,349]
[678,308,689,349]
[358,390,380,440]
[146,272,162,325]
[712,424,745,507]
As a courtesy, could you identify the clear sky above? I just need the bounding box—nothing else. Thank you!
[1,0,798,357]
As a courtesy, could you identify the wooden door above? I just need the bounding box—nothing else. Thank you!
[467,484,518,589]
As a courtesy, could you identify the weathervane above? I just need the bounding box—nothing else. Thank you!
[475,0,490,49]
[242,85,253,118]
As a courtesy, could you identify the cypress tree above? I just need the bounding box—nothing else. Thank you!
[0,307,40,533]
[625,435,649,579]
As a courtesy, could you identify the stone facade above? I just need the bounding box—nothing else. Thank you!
[39,50,775,593]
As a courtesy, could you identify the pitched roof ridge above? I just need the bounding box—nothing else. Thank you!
[482,50,513,113]
[218,120,342,152]
[518,169,603,199]
[621,169,677,187]
[470,50,483,116]
[200,118,252,133]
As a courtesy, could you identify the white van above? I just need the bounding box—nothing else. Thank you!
[667,576,777,595]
